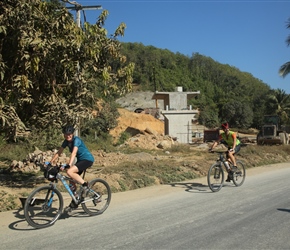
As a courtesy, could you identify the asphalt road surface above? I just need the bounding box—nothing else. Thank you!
[1,163,290,250]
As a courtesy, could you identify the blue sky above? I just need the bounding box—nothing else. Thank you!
[67,0,290,93]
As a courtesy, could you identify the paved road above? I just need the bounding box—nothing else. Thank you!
[1,163,290,250]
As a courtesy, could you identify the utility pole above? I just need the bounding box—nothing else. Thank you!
[66,3,102,28]
[153,67,158,109]
[64,1,102,136]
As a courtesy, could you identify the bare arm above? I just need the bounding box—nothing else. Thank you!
[210,140,220,151]
[231,134,237,150]
[68,146,78,167]
[51,147,64,164]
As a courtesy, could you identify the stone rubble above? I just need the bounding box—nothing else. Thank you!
[9,148,69,173]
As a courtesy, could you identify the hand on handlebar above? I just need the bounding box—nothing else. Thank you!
[60,164,70,171]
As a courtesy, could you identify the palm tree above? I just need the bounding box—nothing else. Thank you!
[267,89,290,124]
[279,18,290,77]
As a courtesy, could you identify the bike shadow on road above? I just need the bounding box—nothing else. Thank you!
[169,182,236,193]
[277,208,290,213]
[7,208,36,231]
[169,182,210,193]
[7,207,91,231]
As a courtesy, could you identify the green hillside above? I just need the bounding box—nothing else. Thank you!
[121,42,288,129]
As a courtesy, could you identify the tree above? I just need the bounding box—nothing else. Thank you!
[82,100,119,139]
[197,107,220,129]
[0,0,134,140]
[266,89,290,124]
[221,100,253,129]
[279,18,290,78]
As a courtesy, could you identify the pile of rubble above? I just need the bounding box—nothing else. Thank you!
[124,132,176,150]
[9,148,69,173]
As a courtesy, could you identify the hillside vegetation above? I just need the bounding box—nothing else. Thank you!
[121,42,290,129]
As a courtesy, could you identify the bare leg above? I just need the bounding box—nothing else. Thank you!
[67,165,85,185]
[228,151,236,167]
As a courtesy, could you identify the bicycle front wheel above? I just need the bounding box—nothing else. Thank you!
[232,160,246,187]
[207,163,224,192]
[81,179,111,216]
[24,186,63,229]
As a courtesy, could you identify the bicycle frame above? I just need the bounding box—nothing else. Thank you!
[24,165,112,229]
[208,151,246,192]
[57,174,79,204]
[54,172,102,205]
[215,152,231,171]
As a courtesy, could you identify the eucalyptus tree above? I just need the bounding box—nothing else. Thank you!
[0,0,134,140]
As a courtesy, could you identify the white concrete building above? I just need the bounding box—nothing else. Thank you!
[153,87,200,143]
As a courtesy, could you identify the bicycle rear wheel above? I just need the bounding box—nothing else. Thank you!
[24,186,63,229]
[207,163,224,192]
[232,160,246,187]
[81,179,111,216]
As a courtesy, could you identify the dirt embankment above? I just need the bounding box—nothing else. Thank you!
[110,108,164,137]
[108,108,176,150]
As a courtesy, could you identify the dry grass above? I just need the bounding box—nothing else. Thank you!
[1,143,290,212]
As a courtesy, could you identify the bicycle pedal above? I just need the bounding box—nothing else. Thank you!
[93,198,102,206]
[64,206,72,213]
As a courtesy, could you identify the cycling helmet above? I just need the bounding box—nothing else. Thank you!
[62,125,75,134]
[221,122,229,130]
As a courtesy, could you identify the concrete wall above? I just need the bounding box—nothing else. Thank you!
[153,87,201,143]
[167,93,188,110]
[153,88,200,111]
[162,110,198,143]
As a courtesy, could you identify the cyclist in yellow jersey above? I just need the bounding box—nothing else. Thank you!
[210,122,241,182]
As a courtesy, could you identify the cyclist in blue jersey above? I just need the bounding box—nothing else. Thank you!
[50,124,94,209]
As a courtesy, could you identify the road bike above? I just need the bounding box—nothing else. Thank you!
[23,164,111,229]
[207,151,246,192]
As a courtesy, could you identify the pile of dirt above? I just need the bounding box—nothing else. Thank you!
[109,108,169,150]
[110,108,164,138]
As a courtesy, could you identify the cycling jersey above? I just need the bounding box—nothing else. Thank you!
[61,136,94,163]
[220,131,240,147]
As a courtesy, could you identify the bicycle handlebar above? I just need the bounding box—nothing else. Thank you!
[208,150,227,154]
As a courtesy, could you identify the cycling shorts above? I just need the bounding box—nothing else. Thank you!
[75,160,93,175]
[233,144,241,154]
